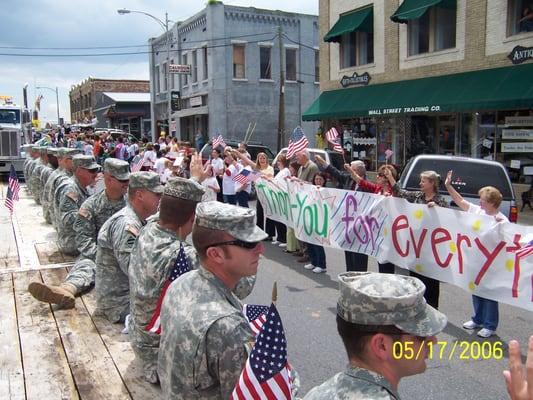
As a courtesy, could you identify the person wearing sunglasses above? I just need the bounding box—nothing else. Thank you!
[158,201,268,399]
[29,158,129,309]
[304,272,447,400]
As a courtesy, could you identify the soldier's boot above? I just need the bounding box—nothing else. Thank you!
[27,282,77,309]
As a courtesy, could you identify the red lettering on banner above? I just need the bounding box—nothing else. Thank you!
[473,239,506,285]
[456,234,472,274]
[392,215,409,257]
[507,233,522,298]
[431,228,453,268]
[409,228,428,259]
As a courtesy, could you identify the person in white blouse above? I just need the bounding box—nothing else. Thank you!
[222,152,239,205]
[271,154,291,247]
[201,165,220,202]
[141,143,157,171]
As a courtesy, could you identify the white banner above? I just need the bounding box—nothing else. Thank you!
[256,178,533,311]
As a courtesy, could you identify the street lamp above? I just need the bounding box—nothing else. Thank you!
[35,86,60,125]
[118,8,172,142]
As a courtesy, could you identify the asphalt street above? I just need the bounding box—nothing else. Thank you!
[246,238,533,400]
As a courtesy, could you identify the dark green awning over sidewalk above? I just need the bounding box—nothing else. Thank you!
[390,0,455,23]
[302,63,533,121]
[324,7,373,42]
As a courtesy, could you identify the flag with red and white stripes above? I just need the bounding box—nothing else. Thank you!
[231,303,292,400]
[286,126,309,160]
[242,304,269,336]
[516,239,533,259]
[233,169,260,186]
[325,127,343,154]
[145,243,190,334]
[5,165,20,213]
[212,134,226,150]
[130,155,144,172]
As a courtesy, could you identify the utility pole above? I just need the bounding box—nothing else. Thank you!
[165,12,173,139]
[277,25,285,152]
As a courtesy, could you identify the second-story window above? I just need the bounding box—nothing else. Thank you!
[507,0,533,36]
[340,30,374,68]
[260,46,272,79]
[182,53,188,86]
[407,4,457,56]
[202,46,208,80]
[314,49,320,82]
[192,50,198,83]
[233,44,246,79]
[285,48,297,81]
[155,65,160,93]
[162,61,168,92]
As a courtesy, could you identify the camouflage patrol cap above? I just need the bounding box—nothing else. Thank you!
[195,201,268,242]
[337,272,447,337]
[104,158,130,180]
[164,177,205,202]
[62,148,82,159]
[72,154,100,171]
[31,145,40,152]
[128,171,164,193]
[46,147,58,156]
[38,146,48,155]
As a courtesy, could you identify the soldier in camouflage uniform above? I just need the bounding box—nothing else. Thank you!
[25,145,40,196]
[21,144,35,190]
[40,147,59,223]
[303,272,448,400]
[157,201,268,399]
[129,176,205,384]
[28,158,129,309]
[29,146,48,204]
[95,171,164,323]
[44,148,81,229]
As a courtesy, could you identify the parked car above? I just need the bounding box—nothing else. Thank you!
[398,155,518,222]
[200,141,275,164]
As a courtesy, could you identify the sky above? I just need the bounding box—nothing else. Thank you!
[0,0,317,125]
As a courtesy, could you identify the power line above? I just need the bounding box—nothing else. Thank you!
[282,33,317,51]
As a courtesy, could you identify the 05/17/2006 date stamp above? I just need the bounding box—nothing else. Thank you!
[392,340,504,361]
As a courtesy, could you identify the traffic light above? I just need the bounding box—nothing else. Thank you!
[171,91,181,111]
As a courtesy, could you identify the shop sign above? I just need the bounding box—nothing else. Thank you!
[501,142,533,152]
[190,96,203,107]
[169,64,191,74]
[353,137,377,145]
[368,105,441,115]
[340,72,371,88]
[505,116,533,126]
[507,45,533,65]
[502,129,533,139]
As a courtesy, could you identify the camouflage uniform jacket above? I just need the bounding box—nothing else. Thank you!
[95,204,145,322]
[23,157,34,188]
[26,158,39,193]
[39,165,54,204]
[56,176,90,251]
[128,221,199,371]
[74,190,126,261]
[43,168,69,224]
[303,366,400,400]
[158,266,254,400]
[29,159,45,202]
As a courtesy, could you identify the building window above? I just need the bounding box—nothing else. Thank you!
[182,54,188,86]
[285,48,297,81]
[192,50,198,83]
[314,49,319,82]
[162,62,168,92]
[155,65,160,93]
[408,5,456,56]
[202,46,208,80]
[340,31,374,68]
[507,0,533,36]
[259,46,272,79]
[170,59,175,89]
[233,44,246,79]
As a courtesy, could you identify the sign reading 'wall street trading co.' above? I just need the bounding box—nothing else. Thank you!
[508,45,533,65]
[368,105,442,115]
[340,72,371,88]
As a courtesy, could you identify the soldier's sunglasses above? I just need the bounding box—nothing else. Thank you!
[207,239,260,250]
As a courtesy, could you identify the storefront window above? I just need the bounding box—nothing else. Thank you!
[342,117,377,171]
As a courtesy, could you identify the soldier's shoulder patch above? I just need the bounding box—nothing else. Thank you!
[78,208,90,219]
[66,191,78,202]
[126,225,140,237]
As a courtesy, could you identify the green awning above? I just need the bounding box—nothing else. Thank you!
[390,0,455,23]
[302,63,533,121]
[324,7,373,43]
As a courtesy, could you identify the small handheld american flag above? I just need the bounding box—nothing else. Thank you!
[233,169,260,185]
[516,239,533,259]
[243,304,269,336]
[286,127,309,160]
[325,127,343,154]
[130,156,144,172]
[145,243,190,334]
[231,303,292,400]
[5,165,20,213]
[212,134,226,150]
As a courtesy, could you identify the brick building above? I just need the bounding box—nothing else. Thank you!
[305,0,533,182]
[69,78,150,126]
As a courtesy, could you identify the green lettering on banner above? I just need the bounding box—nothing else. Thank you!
[295,193,308,225]
[303,205,314,236]
[267,188,279,214]
[315,203,329,237]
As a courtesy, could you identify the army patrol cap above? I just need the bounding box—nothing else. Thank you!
[46,147,58,156]
[128,171,164,193]
[104,158,130,181]
[38,146,48,155]
[62,148,82,159]
[164,177,205,202]
[337,272,447,337]
[195,201,268,242]
[72,154,100,171]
